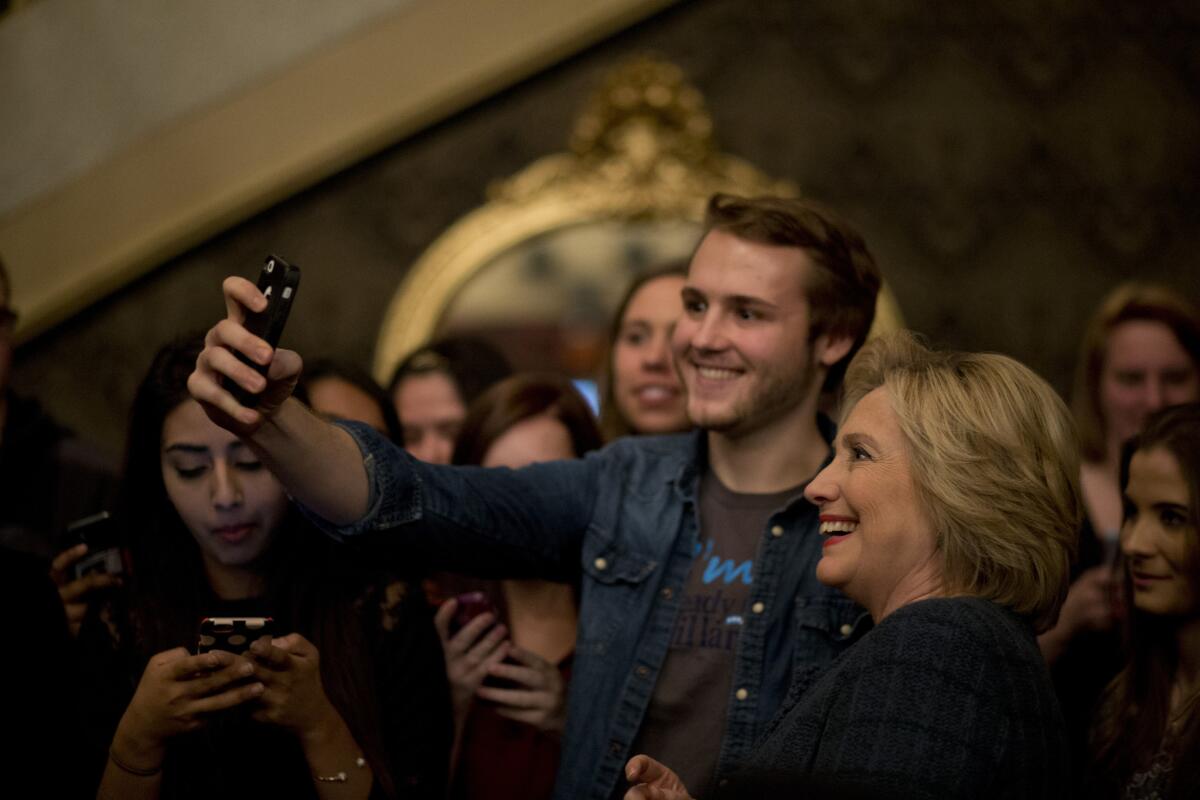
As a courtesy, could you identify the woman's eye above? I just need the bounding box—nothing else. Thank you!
[235,461,264,472]
[846,445,871,462]
[622,331,646,346]
[1114,371,1143,387]
[1161,509,1188,528]
[174,465,207,480]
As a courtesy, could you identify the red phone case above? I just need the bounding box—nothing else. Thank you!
[449,591,497,634]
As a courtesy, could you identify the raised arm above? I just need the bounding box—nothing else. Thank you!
[188,276,368,525]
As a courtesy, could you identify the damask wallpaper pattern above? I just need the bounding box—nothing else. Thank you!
[13,0,1200,453]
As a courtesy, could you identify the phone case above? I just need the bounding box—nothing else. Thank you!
[196,617,275,655]
[449,591,498,635]
[229,255,301,407]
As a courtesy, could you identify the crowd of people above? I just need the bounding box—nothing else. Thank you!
[2,191,1199,799]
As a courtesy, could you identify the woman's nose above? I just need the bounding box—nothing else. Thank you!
[210,461,242,509]
[642,332,672,370]
[804,461,839,506]
[1120,518,1153,559]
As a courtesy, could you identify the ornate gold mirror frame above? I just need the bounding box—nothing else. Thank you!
[373,56,903,384]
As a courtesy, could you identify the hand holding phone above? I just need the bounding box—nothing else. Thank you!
[226,256,301,408]
[448,591,499,635]
[434,592,510,717]
[66,511,125,580]
[50,512,125,637]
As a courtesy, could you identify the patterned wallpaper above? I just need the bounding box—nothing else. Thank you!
[12,0,1200,453]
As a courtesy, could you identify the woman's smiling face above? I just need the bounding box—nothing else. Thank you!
[1121,446,1198,617]
[805,387,942,620]
[160,400,288,575]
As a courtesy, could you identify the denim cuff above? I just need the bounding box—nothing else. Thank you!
[296,420,423,541]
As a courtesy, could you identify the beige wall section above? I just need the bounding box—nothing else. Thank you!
[0,0,410,216]
[0,0,676,342]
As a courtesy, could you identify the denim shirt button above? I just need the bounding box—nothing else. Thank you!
[735,688,749,701]
[609,741,623,755]
[751,601,765,614]
[839,623,854,636]
[594,557,609,571]
[770,525,784,537]
[660,587,674,599]
[636,666,650,678]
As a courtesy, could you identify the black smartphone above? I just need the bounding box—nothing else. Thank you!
[196,617,275,655]
[67,511,124,581]
[229,255,301,407]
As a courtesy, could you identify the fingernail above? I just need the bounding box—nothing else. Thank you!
[240,662,254,676]
[258,348,272,363]
[251,682,264,695]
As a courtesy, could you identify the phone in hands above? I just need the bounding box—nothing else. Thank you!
[196,616,275,656]
[448,591,498,635]
[448,591,521,692]
[66,511,125,581]
[228,255,301,407]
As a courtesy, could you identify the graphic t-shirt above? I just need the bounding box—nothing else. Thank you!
[623,469,804,798]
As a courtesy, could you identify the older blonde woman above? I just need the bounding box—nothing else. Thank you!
[624,332,1079,800]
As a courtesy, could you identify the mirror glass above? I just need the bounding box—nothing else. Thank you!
[436,218,702,378]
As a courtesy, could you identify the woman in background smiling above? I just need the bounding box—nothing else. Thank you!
[1088,403,1200,799]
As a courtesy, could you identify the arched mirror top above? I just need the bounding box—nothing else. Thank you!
[374,56,903,385]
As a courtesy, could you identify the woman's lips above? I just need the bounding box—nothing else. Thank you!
[633,384,681,407]
[213,524,254,544]
[822,534,852,548]
[1130,572,1170,590]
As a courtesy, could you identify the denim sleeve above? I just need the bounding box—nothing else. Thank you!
[299,421,601,580]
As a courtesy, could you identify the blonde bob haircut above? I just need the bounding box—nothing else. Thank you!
[841,332,1082,632]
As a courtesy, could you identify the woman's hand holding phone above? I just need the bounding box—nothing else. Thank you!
[475,646,567,733]
[113,648,263,769]
[49,543,122,637]
[246,633,340,742]
[433,597,511,722]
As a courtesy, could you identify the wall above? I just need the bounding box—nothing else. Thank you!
[12,0,1200,454]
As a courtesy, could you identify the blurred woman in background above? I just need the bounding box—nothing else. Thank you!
[599,265,690,441]
[300,358,401,441]
[434,372,602,800]
[1042,284,1200,776]
[387,337,512,465]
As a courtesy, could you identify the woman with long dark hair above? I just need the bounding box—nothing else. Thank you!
[88,334,450,800]
[1089,403,1200,799]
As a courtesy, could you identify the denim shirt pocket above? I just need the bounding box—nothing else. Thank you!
[789,595,866,697]
[576,523,658,655]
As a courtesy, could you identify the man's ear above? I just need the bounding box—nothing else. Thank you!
[814,330,855,370]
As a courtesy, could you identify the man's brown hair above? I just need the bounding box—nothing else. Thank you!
[703,194,882,390]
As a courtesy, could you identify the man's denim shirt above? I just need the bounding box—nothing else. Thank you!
[312,421,869,800]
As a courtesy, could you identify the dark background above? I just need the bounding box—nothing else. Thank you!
[12,0,1200,454]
